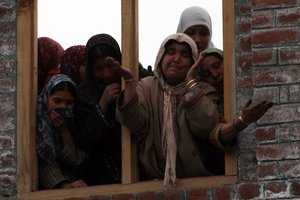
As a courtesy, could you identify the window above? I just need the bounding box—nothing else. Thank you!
[17,0,236,199]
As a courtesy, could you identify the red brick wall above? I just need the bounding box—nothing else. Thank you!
[0,1,17,199]
[0,0,300,199]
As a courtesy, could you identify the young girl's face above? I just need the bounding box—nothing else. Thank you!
[48,90,75,111]
[92,57,120,84]
[161,42,193,86]
[184,25,210,53]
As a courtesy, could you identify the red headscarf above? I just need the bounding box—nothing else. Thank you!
[60,45,86,84]
[38,37,64,94]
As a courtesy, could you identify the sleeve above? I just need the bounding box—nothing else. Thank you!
[183,81,221,139]
[38,158,73,189]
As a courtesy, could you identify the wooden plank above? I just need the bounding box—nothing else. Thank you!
[17,0,38,193]
[20,176,237,200]
[121,0,139,184]
[223,0,237,175]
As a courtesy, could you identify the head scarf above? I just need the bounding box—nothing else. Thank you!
[38,37,64,93]
[61,45,86,84]
[36,74,76,165]
[176,6,215,49]
[153,33,198,188]
[78,34,122,106]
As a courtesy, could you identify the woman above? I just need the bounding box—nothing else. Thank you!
[177,6,215,53]
[36,74,87,189]
[60,45,86,84]
[38,37,64,94]
[75,33,122,185]
[115,33,221,187]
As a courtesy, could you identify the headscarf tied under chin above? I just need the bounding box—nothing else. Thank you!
[36,74,76,165]
[153,33,198,188]
[176,6,215,48]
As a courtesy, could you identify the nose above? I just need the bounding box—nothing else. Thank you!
[193,33,202,43]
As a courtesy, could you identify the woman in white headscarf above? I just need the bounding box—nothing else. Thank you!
[115,33,222,188]
[177,6,215,53]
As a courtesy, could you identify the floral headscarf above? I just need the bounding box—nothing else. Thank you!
[176,6,215,49]
[61,45,86,84]
[38,37,64,93]
[36,74,76,165]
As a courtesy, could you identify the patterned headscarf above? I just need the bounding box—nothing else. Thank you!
[61,45,86,84]
[176,6,215,49]
[78,34,122,106]
[38,37,64,93]
[36,74,76,165]
[153,33,198,187]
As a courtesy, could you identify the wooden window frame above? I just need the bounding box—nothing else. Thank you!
[17,0,236,199]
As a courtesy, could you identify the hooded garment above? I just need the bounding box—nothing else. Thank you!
[36,74,76,164]
[61,45,86,84]
[38,37,64,94]
[176,6,215,49]
[117,33,220,188]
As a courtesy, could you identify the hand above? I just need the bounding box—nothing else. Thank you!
[185,52,204,81]
[50,110,70,134]
[60,179,87,188]
[106,57,134,80]
[99,83,121,112]
[241,99,273,124]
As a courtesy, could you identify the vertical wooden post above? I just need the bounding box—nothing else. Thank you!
[121,0,139,184]
[17,0,38,193]
[223,0,237,176]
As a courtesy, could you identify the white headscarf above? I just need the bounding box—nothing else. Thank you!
[153,33,198,188]
[176,6,215,48]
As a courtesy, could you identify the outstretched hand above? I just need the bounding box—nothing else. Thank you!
[241,99,273,124]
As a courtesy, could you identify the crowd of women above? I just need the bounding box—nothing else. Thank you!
[36,6,273,190]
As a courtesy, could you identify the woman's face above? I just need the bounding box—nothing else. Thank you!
[161,42,193,86]
[184,25,210,53]
[48,90,75,111]
[92,57,120,84]
[201,55,223,91]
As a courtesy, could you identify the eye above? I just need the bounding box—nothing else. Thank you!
[65,99,75,106]
[185,29,196,36]
[53,98,62,104]
[165,48,176,55]
[180,50,191,58]
[212,62,221,69]
[199,30,210,36]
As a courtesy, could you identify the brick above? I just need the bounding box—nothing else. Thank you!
[252,10,273,29]
[252,48,277,66]
[237,35,252,53]
[238,1,252,15]
[290,180,300,196]
[281,143,300,159]
[255,127,277,143]
[279,47,300,64]
[0,135,14,149]
[213,186,232,200]
[162,189,181,200]
[253,87,278,103]
[236,76,253,88]
[0,2,15,22]
[257,162,279,180]
[0,151,15,168]
[257,105,300,124]
[0,41,16,58]
[289,84,300,102]
[279,86,289,103]
[252,0,297,9]
[111,194,135,200]
[279,124,290,142]
[256,145,283,161]
[187,188,209,200]
[280,160,300,178]
[264,181,288,198]
[290,124,300,140]
[0,117,15,131]
[238,183,261,200]
[0,59,15,73]
[0,172,15,187]
[136,191,157,200]
[252,28,299,47]
[0,96,15,114]
[239,167,258,182]
[236,54,252,73]
[236,18,251,34]
[253,67,299,86]
[0,78,15,92]
[277,8,300,26]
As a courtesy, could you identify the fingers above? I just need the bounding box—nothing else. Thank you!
[50,111,65,127]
